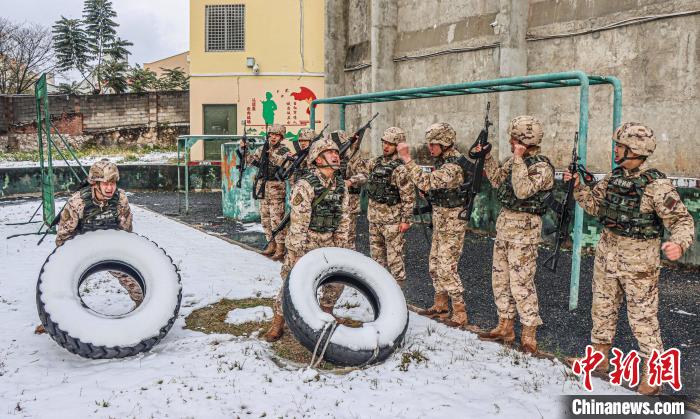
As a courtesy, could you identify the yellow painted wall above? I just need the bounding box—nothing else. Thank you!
[188,0,325,160]
[144,52,190,77]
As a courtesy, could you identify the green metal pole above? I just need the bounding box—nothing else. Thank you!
[609,77,623,168]
[310,105,316,130]
[185,141,190,214]
[570,74,590,311]
[339,104,346,130]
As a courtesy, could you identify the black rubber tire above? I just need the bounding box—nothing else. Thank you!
[282,247,409,367]
[36,230,182,359]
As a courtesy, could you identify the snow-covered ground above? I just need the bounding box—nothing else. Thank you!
[0,151,177,168]
[0,200,654,418]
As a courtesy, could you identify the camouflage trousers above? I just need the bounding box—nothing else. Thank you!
[591,230,663,358]
[260,182,287,247]
[428,227,465,298]
[110,271,143,303]
[369,222,406,283]
[275,248,344,315]
[491,240,542,327]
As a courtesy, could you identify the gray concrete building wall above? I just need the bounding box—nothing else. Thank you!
[332,0,700,177]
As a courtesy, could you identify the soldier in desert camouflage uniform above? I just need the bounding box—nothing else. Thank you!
[264,138,351,342]
[240,124,291,261]
[475,116,554,354]
[348,127,415,285]
[290,128,316,184]
[329,130,362,249]
[564,122,694,395]
[397,122,478,330]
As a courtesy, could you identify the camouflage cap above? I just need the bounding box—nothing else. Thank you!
[298,128,316,142]
[614,122,656,157]
[88,159,119,184]
[425,122,455,146]
[381,127,406,145]
[308,138,340,163]
[508,115,544,146]
[268,124,286,136]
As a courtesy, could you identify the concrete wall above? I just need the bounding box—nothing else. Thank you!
[0,91,190,152]
[330,0,700,177]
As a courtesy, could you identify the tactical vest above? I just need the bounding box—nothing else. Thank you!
[598,167,665,239]
[304,172,346,233]
[426,155,472,208]
[496,155,554,215]
[366,157,403,206]
[262,145,289,181]
[77,187,121,232]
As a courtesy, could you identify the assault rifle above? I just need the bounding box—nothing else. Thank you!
[459,101,493,222]
[543,132,595,272]
[252,125,270,199]
[236,120,248,188]
[274,124,328,181]
[338,113,380,159]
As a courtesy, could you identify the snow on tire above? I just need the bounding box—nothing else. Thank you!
[282,247,409,367]
[37,230,182,359]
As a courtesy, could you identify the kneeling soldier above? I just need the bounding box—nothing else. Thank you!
[565,122,694,395]
[264,138,350,342]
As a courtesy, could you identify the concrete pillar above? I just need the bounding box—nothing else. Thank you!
[369,0,397,155]
[497,0,528,161]
[324,0,347,131]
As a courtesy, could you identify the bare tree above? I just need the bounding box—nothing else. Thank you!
[0,18,55,94]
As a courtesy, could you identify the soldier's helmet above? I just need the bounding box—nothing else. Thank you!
[308,138,340,164]
[381,127,406,145]
[88,159,119,184]
[425,122,456,147]
[268,124,286,137]
[613,122,656,157]
[298,128,316,142]
[508,115,544,146]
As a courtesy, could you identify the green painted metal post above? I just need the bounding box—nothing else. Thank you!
[310,106,316,130]
[340,104,346,130]
[570,74,590,311]
[35,74,55,227]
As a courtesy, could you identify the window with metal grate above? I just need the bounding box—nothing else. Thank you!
[205,4,245,52]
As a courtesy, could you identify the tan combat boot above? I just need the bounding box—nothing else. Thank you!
[263,313,285,342]
[638,360,661,396]
[271,242,286,261]
[417,292,449,318]
[443,296,468,328]
[521,325,538,354]
[593,343,611,374]
[261,241,276,256]
[478,318,516,345]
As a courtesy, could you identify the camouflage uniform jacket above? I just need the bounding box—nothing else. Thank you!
[350,154,415,224]
[56,188,132,246]
[484,150,554,244]
[286,168,352,253]
[574,165,695,266]
[404,148,466,233]
[246,142,290,199]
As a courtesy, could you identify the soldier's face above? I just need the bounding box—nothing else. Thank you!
[317,149,340,168]
[95,181,116,200]
[428,143,442,157]
[614,142,642,168]
[299,140,310,150]
[269,133,283,146]
[382,141,397,156]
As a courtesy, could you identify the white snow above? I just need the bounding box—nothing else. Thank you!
[670,309,697,317]
[225,306,273,325]
[0,152,177,168]
[0,199,683,418]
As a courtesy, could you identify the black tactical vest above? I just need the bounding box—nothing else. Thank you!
[77,187,121,232]
[496,155,554,215]
[304,172,346,233]
[366,157,403,206]
[426,155,473,208]
[598,167,665,239]
[263,144,290,181]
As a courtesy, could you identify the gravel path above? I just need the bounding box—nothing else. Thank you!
[129,191,699,399]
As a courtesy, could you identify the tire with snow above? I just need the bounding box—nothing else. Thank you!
[36,230,182,359]
[282,247,408,367]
